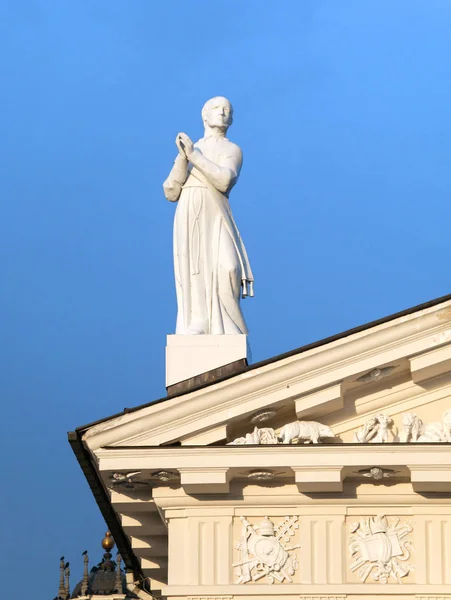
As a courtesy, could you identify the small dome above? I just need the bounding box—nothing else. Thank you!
[70,567,132,598]
[64,533,137,598]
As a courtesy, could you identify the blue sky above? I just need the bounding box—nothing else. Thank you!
[2,1,451,596]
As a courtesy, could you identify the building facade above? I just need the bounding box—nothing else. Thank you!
[70,294,451,600]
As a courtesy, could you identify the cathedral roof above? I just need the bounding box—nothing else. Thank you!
[56,533,137,599]
[68,291,451,589]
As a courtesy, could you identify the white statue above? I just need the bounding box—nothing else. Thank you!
[354,413,394,443]
[402,409,451,442]
[163,97,254,335]
[229,427,278,445]
[277,420,335,444]
[401,412,424,442]
[228,421,335,445]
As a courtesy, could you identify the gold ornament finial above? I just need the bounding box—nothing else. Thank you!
[101,531,115,551]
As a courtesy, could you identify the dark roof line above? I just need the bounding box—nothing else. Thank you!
[67,431,145,583]
[74,292,451,435]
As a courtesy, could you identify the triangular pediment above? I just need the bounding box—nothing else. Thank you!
[80,296,451,452]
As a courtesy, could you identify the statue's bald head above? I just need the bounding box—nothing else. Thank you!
[201,96,233,130]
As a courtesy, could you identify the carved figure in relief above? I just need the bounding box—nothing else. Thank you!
[234,516,300,584]
[277,420,335,444]
[401,409,451,442]
[417,408,451,442]
[401,412,424,442]
[163,97,254,335]
[354,413,393,443]
[110,472,149,490]
[229,421,335,445]
[229,427,278,445]
[349,514,413,584]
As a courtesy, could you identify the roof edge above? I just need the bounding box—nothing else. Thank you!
[67,430,145,583]
[74,292,451,434]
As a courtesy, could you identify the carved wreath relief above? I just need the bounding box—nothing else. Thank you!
[349,514,413,584]
[234,516,300,584]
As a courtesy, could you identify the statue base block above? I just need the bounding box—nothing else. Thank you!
[166,335,250,390]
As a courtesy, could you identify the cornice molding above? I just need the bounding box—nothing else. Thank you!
[96,444,451,494]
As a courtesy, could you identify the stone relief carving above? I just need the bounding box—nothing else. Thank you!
[401,412,424,442]
[358,467,396,480]
[229,409,451,446]
[250,409,277,424]
[278,420,335,444]
[402,410,451,442]
[150,470,179,482]
[234,516,300,584]
[356,366,397,383]
[110,471,149,490]
[110,470,179,488]
[354,413,394,443]
[229,420,336,445]
[229,426,278,445]
[247,469,277,480]
[349,514,413,584]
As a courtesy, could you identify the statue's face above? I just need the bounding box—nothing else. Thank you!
[204,97,233,129]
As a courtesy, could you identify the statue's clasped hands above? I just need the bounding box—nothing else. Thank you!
[176,132,194,160]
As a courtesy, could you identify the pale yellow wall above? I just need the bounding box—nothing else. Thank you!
[160,480,451,592]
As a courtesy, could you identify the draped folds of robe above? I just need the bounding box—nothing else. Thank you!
[163,136,254,335]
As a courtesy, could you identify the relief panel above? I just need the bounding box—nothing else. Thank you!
[232,514,345,585]
[347,514,414,584]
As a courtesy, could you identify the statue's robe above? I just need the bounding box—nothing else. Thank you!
[163,136,253,335]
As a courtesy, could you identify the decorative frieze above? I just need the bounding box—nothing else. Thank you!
[349,514,413,583]
[229,420,336,445]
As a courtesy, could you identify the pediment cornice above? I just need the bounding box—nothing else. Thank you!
[82,300,451,451]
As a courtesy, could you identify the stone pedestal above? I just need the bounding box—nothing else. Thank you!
[166,334,250,389]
